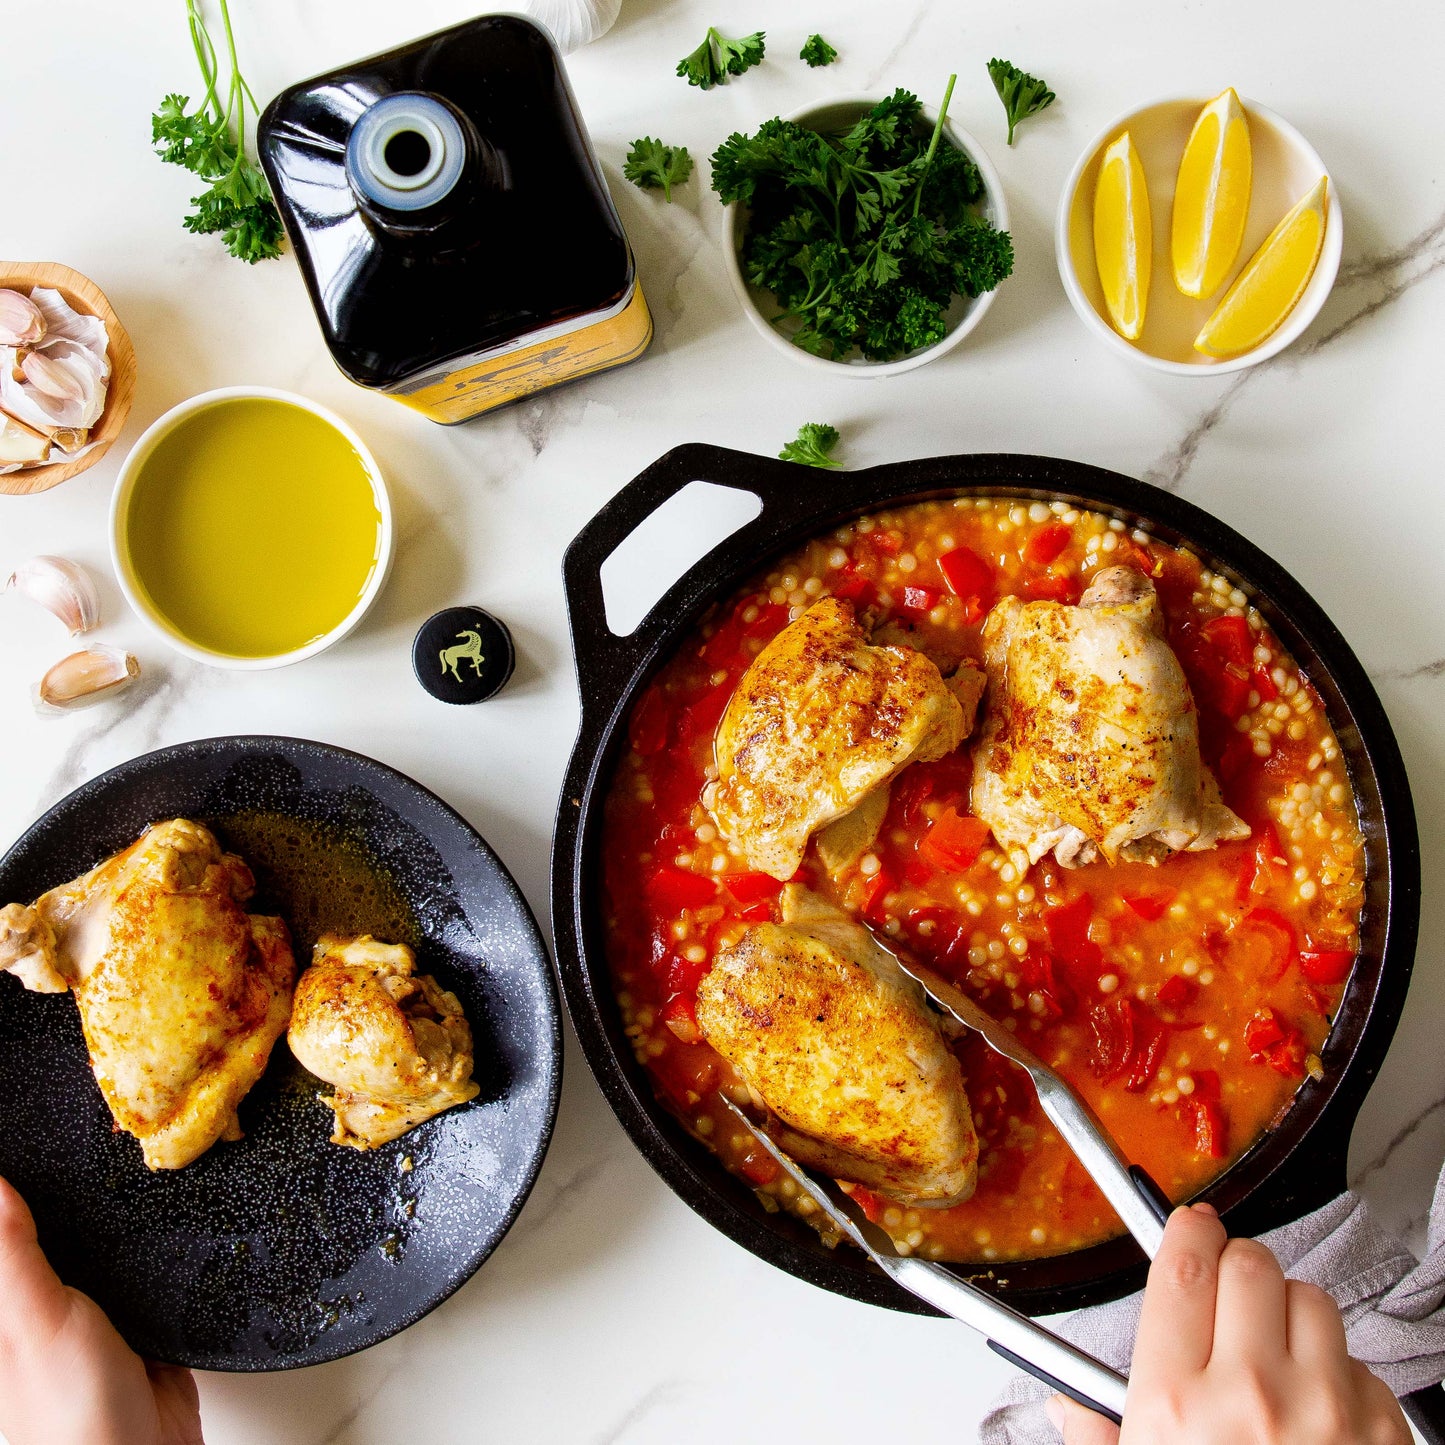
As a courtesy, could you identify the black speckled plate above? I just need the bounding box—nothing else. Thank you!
[0,736,561,1371]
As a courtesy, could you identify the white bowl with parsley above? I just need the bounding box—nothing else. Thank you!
[718,86,1012,376]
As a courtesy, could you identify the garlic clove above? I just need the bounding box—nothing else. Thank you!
[6,555,101,634]
[20,350,86,404]
[0,412,52,467]
[36,646,139,709]
[0,290,46,347]
[521,0,621,53]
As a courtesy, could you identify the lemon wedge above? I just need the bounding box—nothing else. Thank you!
[1172,88,1253,299]
[1194,176,1328,358]
[1093,131,1152,341]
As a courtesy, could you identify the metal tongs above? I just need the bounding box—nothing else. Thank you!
[722,956,1180,1423]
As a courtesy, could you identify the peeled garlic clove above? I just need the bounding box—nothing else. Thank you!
[20,350,85,404]
[0,290,45,347]
[6,555,101,634]
[0,412,51,467]
[36,646,138,709]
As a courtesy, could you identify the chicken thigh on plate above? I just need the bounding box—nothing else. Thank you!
[288,934,480,1149]
[971,565,1250,868]
[707,596,984,881]
[695,884,978,1207]
[0,819,295,1170]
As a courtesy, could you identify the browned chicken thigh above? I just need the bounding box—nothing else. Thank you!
[707,596,981,881]
[971,566,1250,867]
[696,886,978,1207]
[287,934,480,1149]
[0,819,295,1169]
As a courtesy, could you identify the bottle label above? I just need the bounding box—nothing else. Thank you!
[390,284,652,424]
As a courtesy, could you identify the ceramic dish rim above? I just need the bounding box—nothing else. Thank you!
[109,386,395,670]
[1054,93,1344,376]
[720,93,1010,378]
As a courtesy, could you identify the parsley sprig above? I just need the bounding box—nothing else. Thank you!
[986,58,1056,145]
[779,423,842,469]
[151,0,283,263]
[799,34,838,68]
[677,28,766,89]
[623,138,694,202]
[711,79,1013,362]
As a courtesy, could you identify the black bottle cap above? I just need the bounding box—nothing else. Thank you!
[412,606,515,704]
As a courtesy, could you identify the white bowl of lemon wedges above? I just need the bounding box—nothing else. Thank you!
[1056,91,1343,374]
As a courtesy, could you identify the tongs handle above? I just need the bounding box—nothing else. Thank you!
[987,1342,1123,1426]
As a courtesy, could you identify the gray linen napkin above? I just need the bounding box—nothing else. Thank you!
[980,1164,1445,1443]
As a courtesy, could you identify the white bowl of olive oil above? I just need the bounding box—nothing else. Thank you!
[111,387,394,669]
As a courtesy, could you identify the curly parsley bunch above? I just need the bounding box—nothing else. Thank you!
[711,81,1013,362]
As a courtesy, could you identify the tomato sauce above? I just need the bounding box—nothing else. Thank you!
[600,498,1365,1263]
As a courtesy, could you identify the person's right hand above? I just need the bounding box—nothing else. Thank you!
[1046,1203,1411,1445]
[0,1176,204,1445]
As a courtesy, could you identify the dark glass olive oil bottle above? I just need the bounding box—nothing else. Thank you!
[258,14,652,424]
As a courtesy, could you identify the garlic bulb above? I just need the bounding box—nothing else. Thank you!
[521,0,621,53]
[0,290,45,347]
[36,646,138,710]
[6,555,101,634]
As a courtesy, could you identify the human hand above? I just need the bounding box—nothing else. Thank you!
[1046,1203,1410,1445]
[0,1176,204,1445]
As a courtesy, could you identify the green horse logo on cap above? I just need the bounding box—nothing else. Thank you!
[440,629,485,682]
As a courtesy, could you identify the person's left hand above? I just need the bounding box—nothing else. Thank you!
[0,1175,205,1445]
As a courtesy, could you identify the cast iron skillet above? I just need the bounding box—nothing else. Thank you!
[552,445,1422,1310]
[0,736,561,1371]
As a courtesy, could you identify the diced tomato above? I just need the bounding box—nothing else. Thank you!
[1021,571,1080,604]
[861,868,895,926]
[1123,891,1175,921]
[1156,975,1198,1009]
[832,570,879,609]
[1253,667,1279,702]
[918,807,992,871]
[847,1185,887,1221]
[1237,907,1298,983]
[725,872,783,906]
[959,595,987,625]
[1023,521,1072,566]
[1299,949,1354,986]
[661,995,702,1044]
[868,529,903,556]
[1201,614,1253,670]
[628,683,671,756]
[1045,894,1102,971]
[1191,1068,1222,1101]
[1184,1096,1228,1159]
[939,545,994,602]
[1020,950,1075,1018]
[678,681,734,745]
[1088,997,1167,1090]
[1243,1008,1286,1054]
[736,1146,780,1187]
[899,583,944,616]
[645,867,717,914]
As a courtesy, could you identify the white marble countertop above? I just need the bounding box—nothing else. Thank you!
[5,1,1445,1440]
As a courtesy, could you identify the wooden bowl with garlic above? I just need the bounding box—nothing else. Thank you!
[0,262,136,497]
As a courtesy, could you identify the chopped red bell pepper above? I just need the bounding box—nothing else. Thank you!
[645,867,717,914]
[1243,1008,1286,1054]
[1126,1011,1168,1091]
[1185,1096,1228,1159]
[1022,571,1080,604]
[868,529,903,555]
[736,1147,780,1187]
[661,995,702,1044]
[1299,949,1354,986]
[742,602,790,639]
[1237,824,1286,901]
[1156,975,1198,1009]
[1123,890,1175,921]
[1020,949,1075,1017]
[1023,521,1072,566]
[1201,614,1253,670]
[861,868,896,926]
[899,583,944,616]
[1045,893,1102,971]
[725,872,784,906]
[1238,906,1298,983]
[938,545,994,602]
[1244,1007,1307,1075]
[1088,997,1167,1090]
[831,570,878,608]
[1253,667,1279,702]
[918,807,992,871]
[678,681,735,745]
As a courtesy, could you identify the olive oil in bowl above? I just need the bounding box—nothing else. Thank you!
[113,391,391,666]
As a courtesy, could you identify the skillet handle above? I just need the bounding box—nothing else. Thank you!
[560,442,840,712]
[1403,1384,1445,1443]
